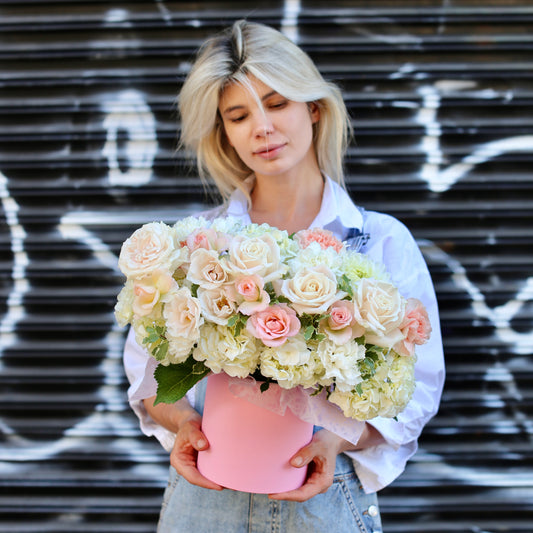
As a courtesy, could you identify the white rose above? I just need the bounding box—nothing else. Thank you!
[162,287,203,363]
[187,248,230,289]
[279,265,346,315]
[193,323,259,378]
[197,286,238,325]
[118,222,186,278]
[353,279,405,348]
[224,234,286,283]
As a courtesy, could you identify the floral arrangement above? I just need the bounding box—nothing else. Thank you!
[115,216,431,421]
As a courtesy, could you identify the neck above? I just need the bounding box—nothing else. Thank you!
[249,167,324,234]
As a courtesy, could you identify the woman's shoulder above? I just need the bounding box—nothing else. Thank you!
[361,208,415,242]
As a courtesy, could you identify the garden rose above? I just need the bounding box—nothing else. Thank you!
[352,279,405,348]
[320,300,365,344]
[197,286,237,325]
[229,275,270,315]
[162,287,203,362]
[132,271,175,317]
[246,303,300,347]
[393,298,432,356]
[279,265,346,315]
[224,234,286,282]
[185,227,230,252]
[118,222,186,278]
[187,248,229,289]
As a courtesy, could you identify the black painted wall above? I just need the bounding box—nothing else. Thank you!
[1,1,532,532]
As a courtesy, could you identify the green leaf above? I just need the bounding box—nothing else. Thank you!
[304,325,314,341]
[260,382,270,393]
[355,383,363,396]
[153,341,169,361]
[227,315,239,327]
[153,357,210,405]
[143,333,160,344]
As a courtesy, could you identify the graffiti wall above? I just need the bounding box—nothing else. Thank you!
[0,1,532,531]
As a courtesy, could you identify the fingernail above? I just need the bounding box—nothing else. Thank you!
[197,439,206,449]
[292,456,303,467]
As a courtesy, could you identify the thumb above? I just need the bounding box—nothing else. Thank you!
[189,427,209,451]
[290,442,317,468]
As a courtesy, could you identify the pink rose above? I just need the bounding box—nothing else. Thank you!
[294,228,343,252]
[246,304,301,347]
[320,300,365,345]
[186,228,229,252]
[232,275,270,315]
[394,298,432,356]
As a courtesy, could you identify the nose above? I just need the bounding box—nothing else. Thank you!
[252,111,274,137]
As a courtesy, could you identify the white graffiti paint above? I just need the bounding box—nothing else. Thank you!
[102,89,157,187]
[281,0,301,43]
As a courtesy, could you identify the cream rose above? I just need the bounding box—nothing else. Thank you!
[187,248,230,289]
[279,265,346,315]
[197,286,238,325]
[118,222,186,278]
[132,271,176,317]
[352,279,405,348]
[224,234,286,283]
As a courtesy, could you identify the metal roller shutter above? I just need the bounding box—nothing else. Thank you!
[0,1,532,531]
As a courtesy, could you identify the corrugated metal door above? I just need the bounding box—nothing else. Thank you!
[1,1,532,532]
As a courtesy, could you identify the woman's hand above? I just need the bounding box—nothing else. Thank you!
[142,396,223,491]
[169,410,224,491]
[269,424,384,502]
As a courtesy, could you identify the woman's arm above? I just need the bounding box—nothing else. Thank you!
[143,396,224,491]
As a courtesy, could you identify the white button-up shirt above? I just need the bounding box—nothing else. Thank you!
[123,176,445,493]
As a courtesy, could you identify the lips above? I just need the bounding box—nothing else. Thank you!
[253,143,286,159]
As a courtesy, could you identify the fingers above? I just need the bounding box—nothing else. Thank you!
[170,420,224,491]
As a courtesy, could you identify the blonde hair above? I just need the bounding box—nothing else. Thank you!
[178,20,351,203]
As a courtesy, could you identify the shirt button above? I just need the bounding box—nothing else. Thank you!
[368,504,379,517]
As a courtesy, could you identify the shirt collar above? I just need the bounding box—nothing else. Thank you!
[224,175,363,238]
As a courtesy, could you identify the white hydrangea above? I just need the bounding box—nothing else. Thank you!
[260,336,321,389]
[114,280,134,327]
[315,338,366,392]
[210,216,243,234]
[173,216,209,242]
[287,242,343,276]
[193,323,259,378]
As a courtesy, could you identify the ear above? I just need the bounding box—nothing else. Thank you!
[308,102,320,124]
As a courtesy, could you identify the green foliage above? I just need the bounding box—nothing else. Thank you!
[143,325,169,362]
[153,356,210,405]
[227,313,248,337]
[299,313,328,342]
[338,274,354,298]
[264,282,291,305]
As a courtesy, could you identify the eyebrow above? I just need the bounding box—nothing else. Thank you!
[221,90,278,115]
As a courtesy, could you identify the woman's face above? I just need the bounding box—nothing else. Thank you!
[219,76,320,179]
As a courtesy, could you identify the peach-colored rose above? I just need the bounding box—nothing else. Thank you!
[197,286,238,325]
[394,298,432,356]
[230,275,270,315]
[279,265,346,315]
[186,228,229,252]
[294,228,343,252]
[352,279,405,349]
[246,303,301,347]
[320,300,365,345]
[224,234,286,283]
[118,222,186,278]
[187,248,229,289]
[132,271,176,317]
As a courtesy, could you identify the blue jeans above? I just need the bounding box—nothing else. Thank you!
[157,379,383,532]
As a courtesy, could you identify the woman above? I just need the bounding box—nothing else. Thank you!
[123,20,445,532]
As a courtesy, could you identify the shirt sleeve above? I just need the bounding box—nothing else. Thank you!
[344,212,445,493]
[123,327,178,452]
